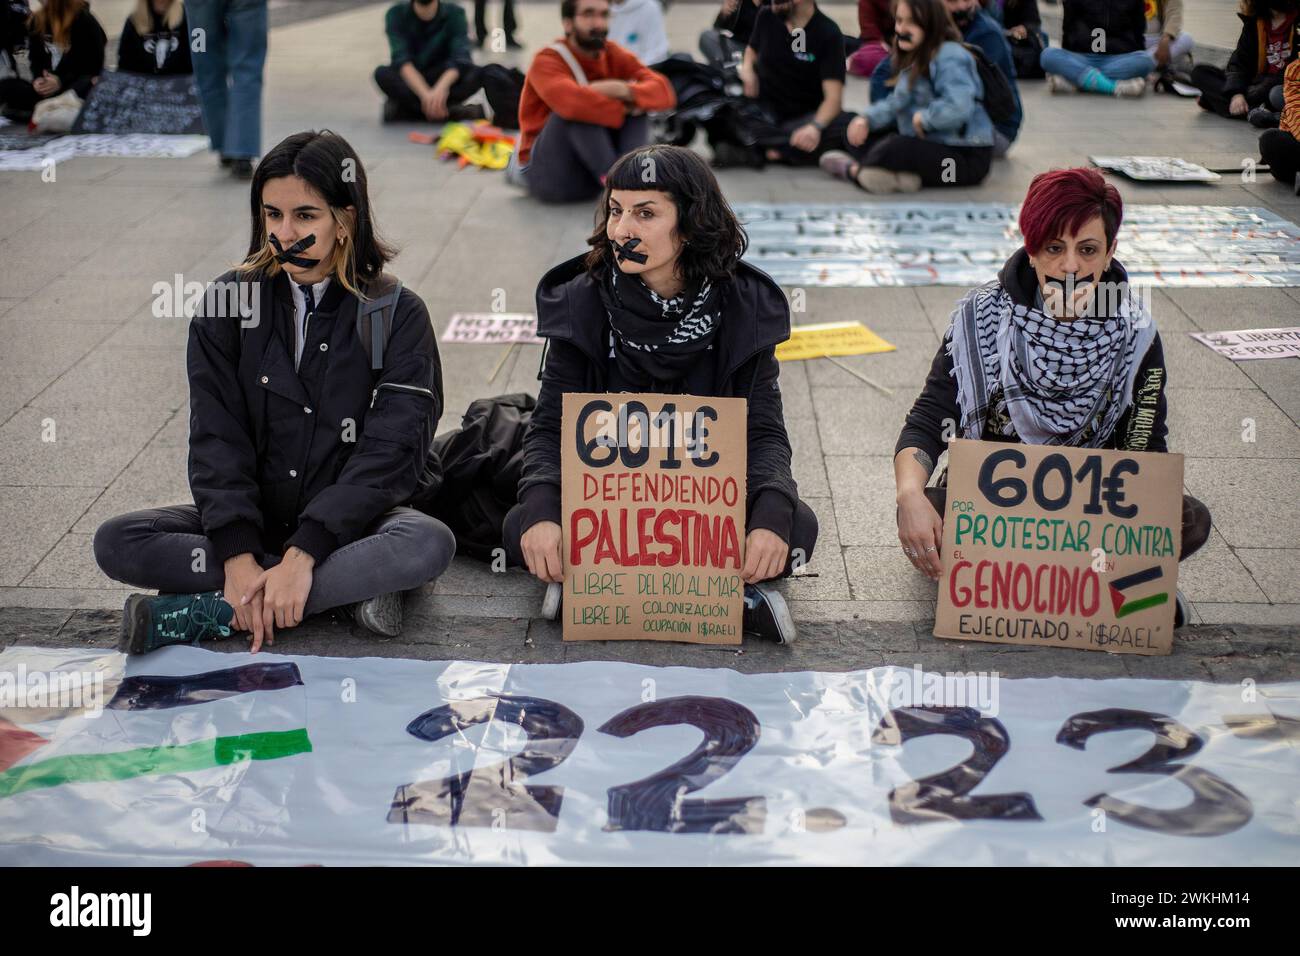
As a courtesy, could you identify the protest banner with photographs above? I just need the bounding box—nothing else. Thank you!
[72,71,205,135]
[935,440,1184,656]
[561,393,746,644]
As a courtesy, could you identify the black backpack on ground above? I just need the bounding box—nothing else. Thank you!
[961,42,1018,126]
[410,392,536,562]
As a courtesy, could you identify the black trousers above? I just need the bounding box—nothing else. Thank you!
[0,76,42,114]
[713,102,856,165]
[920,488,1212,562]
[474,0,517,43]
[1260,128,1300,184]
[850,131,994,187]
[1191,64,1280,118]
[1009,34,1046,80]
[373,63,484,118]
[502,497,821,581]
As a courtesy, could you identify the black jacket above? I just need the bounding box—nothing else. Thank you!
[896,249,1169,467]
[1003,0,1042,34]
[1060,0,1147,56]
[1224,6,1300,100]
[517,254,802,543]
[26,4,106,99]
[187,269,444,565]
[116,10,192,75]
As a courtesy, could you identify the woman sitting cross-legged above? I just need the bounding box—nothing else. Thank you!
[503,144,818,644]
[818,0,995,193]
[94,130,456,654]
[892,167,1210,627]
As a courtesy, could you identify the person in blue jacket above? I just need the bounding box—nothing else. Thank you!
[871,0,1023,153]
[821,0,995,191]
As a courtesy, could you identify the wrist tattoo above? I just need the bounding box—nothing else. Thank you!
[912,450,935,477]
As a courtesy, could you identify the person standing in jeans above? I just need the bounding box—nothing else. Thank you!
[94,131,455,653]
[187,0,267,179]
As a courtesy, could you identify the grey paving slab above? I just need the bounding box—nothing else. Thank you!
[791,599,939,623]
[34,348,189,410]
[1166,388,1300,458]
[1160,330,1258,388]
[813,385,918,457]
[0,319,119,424]
[71,439,192,534]
[0,587,133,610]
[826,455,901,546]
[1193,603,1300,626]
[0,486,99,587]
[1163,288,1300,332]
[805,329,939,389]
[21,533,117,590]
[771,496,848,602]
[1238,359,1300,399]
[0,607,75,645]
[1233,549,1300,605]
[17,274,159,324]
[844,546,941,603]
[1176,527,1269,605]
[0,403,174,487]
[1184,459,1300,549]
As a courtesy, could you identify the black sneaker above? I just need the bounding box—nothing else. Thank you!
[351,592,403,637]
[1173,590,1190,629]
[505,36,524,50]
[1248,107,1280,129]
[742,583,796,644]
[230,158,255,180]
[382,99,403,124]
[219,155,233,168]
[119,591,234,655]
[447,102,487,122]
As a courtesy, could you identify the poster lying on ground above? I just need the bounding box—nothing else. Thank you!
[1,645,1297,866]
[935,440,1184,655]
[733,203,1300,288]
[1189,327,1300,360]
[442,312,542,345]
[560,393,747,643]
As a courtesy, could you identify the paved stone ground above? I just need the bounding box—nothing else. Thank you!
[0,0,1296,679]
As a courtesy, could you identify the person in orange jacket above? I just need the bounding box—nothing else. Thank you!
[508,0,675,202]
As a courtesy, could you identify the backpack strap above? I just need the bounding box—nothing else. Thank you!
[549,41,589,85]
[356,273,403,372]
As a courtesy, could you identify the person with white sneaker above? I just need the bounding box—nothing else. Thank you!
[1039,0,1155,96]
[503,145,818,644]
[819,0,995,193]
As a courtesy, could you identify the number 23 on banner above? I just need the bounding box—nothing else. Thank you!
[386,695,1254,838]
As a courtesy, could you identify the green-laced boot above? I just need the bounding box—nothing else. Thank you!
[118,591,235,655]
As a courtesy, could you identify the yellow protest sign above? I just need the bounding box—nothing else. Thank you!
[776,322,896,362]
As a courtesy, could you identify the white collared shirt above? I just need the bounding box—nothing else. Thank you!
[289,277,331,371]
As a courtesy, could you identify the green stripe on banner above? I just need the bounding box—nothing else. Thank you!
[1117,593,1170,619]
[0,729,311,800]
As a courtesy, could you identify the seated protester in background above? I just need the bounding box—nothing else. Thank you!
[824,0,995,192]
[714,0,853,166]
[700,0,759,68]
[1039,0,1154,95]
[894,167,1208,627]
[1002,0,1045,79]
[510,0,674,202]
[117,0,192,75]
[870,0,1023,154]
[1192,0,1298,120]
[0,1,32,81]
[94,130,455,653]
[375,0,487,123]
[0,0,105,121]
[848,0,894,77]
[610,0,669,66]
[1145,0,1193,86]
[1258,57,1300,190]
[508,145,817,644]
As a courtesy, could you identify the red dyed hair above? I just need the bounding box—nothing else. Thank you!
[1018,168,1123,256]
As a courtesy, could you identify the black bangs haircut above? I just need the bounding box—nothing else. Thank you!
[585,144,749,287]
[244,129,396,291]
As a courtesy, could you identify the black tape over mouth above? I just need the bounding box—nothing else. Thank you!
[269,233,320,268]
[612,237,649,265]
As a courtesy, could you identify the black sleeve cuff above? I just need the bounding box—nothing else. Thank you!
[210,519,265,563]
[284,519,339,565]
[518,482,562,534]
[747,489,796,545]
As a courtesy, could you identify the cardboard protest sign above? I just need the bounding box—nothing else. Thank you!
[935,440,1184,656]
[561,393,746,643]
[776,321,896,361]
[442,313,543,345]
[1188,328,1300,360]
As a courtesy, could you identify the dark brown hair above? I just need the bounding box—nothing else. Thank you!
[584,145,748,287]
[887,0,962,88]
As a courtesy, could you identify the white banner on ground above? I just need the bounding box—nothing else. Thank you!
[1089,156,1221,182]
[1,645,1297,866]
[1189,327,1300,360]
[0,134,207,170]
[733,203,1300,288]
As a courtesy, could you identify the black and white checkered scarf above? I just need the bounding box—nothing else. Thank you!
[947,251,1156,447]
[599,267,722,387]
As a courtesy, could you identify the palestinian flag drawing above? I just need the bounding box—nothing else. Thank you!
[1107,565,1170,619]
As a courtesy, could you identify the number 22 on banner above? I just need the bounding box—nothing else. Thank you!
[386,696,1254,838]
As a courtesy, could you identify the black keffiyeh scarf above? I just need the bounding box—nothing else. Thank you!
[947,253,1156,447]
[598,266,723,387]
